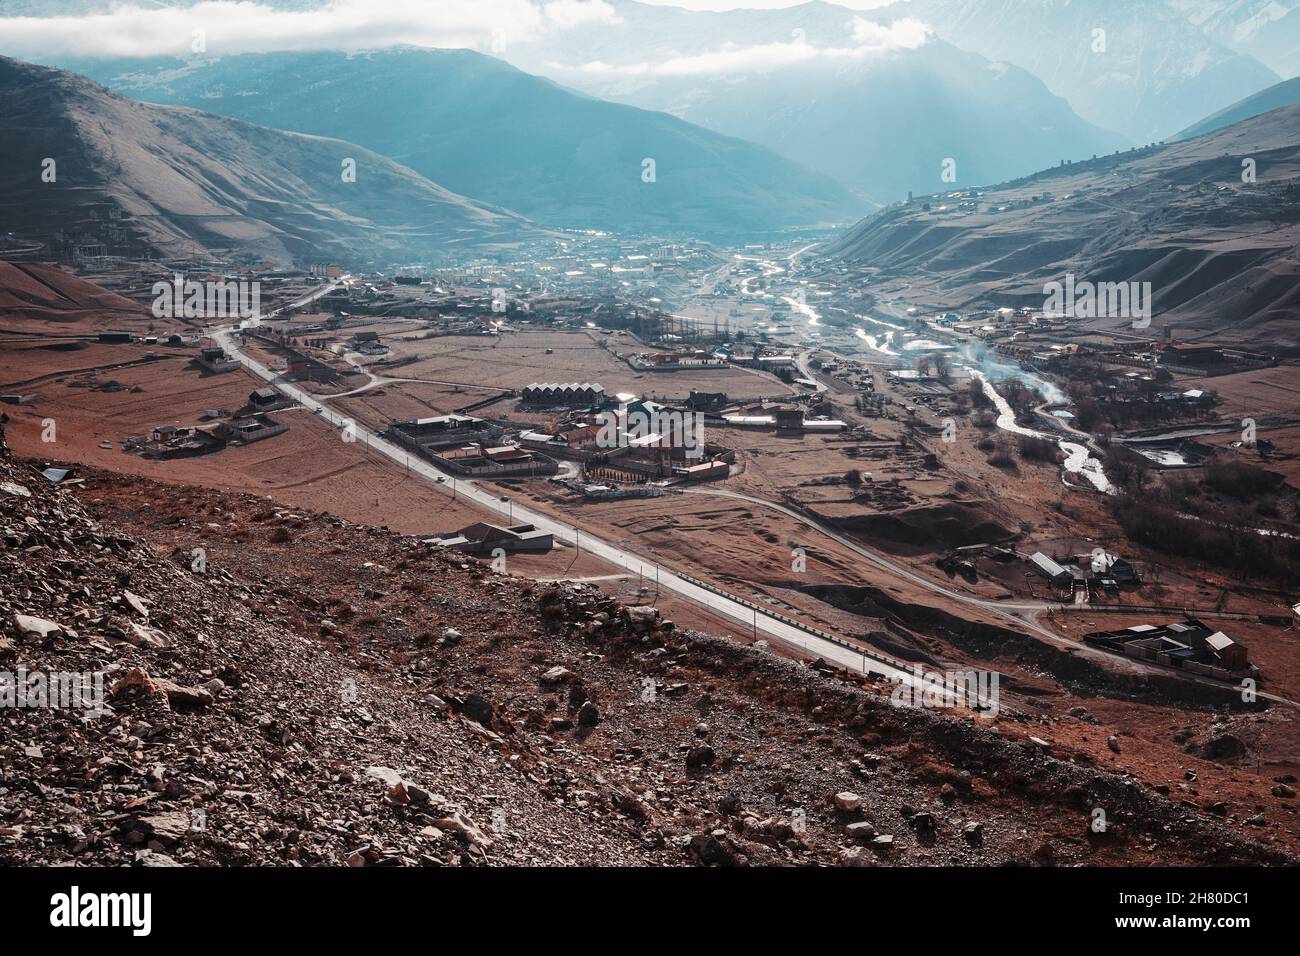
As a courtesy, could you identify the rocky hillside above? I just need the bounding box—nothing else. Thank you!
[1,426,1293,867]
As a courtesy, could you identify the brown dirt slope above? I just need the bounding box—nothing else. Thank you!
[0,55,543,268]
[826,106,1300,348]
[1,427,1294,867]
[0,261,145,332]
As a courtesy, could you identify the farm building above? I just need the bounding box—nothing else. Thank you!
[1084,619,1254,680]
[522,383,606,407]
[387,414,503,452]
[1029,552,1073,587]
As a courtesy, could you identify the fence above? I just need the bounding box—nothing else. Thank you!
[670,570,907,676]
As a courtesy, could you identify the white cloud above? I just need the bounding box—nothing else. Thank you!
[850,15,930,51]
[544,0,622,30]
[0,0,621,59]
[633,0,901,9]
[575,17,931,77]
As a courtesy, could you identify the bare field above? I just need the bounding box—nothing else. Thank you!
[380,330,784,399]
[0,353,500,532]
[0,340,182,389]
[1200,423,1300,486]
[1181,364,1300,418]
[484,476,1023,637]
[332,381,477,427]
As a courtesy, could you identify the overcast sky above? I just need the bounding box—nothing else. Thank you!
[0,0,911,60]
[636,1,897,7]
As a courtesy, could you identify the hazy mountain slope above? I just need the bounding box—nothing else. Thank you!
[825,107,1300,348]
[78,48,861,239]
[1177,75,1300,138]
[496,1,1126,204]
[0,56,544,267]
[872,0,1280,141]
[572,40,1128,205]
[1170,0,1300,77]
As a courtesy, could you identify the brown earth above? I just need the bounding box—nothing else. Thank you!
[0,262,147,333]
[5,431,1295,867]
[826,107,1300,348]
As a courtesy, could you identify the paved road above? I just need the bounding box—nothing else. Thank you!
[212,323,913,681]
[681,487,1299,707]
[680,487,1057,638]
[214,313,1298,706]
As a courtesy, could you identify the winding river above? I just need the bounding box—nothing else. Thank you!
[968,369,1113,494]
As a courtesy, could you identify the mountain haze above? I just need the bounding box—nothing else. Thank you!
[872,0,1281,141]
[80,47,863,239]
[0,55,546,267]
[1177,75,1300,139]
[500,0,1128,204]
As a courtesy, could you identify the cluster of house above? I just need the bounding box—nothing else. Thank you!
[1029,550,1141,595]
[978,318,1273,381]
[1097,369,1219,410]
[518,397,735,484]
[626,344,795,374]
[128,412,288,459]
[1084,619,1255,682]
[721,403,848,435]
[385,415,550,477]
[348,331,390,356]
[194,346,239,374]
[631,349,730,371]
[124,387,295,460]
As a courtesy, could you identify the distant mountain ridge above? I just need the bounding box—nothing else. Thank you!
[870,0,1281,141]
[557,38,1129,205]
[1169,0,1300,77]
[498,0,1129,204]
[1177,75,1300,139]
[0,55,547,268]
[73,47,863,240]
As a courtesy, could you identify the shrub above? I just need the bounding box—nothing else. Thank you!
[1017,435,1060,462]
[1203,461,1283,500]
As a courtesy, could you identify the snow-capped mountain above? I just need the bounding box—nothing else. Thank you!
[861,0,1280,141]
[1169,0,1300,76]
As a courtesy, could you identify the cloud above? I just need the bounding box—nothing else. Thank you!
[544,0,622,30]
[633,0,900,9]
[575,17,932,77]
[850,15,930,51]
[0,0,621,59]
